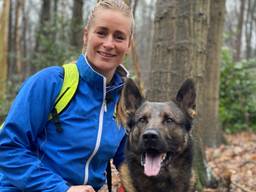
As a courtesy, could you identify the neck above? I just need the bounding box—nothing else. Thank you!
[105,70,115,84]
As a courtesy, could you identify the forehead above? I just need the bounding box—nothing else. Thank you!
[91,8,132,33]
[137,101,185,122]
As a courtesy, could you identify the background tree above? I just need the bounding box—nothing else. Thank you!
[202,0,226,147]
[234,0,245,61]
[134,0,155,91]
[245,0,256,60]
[70,0,84,50]
[147,0,226,190]
[0,0,10,101]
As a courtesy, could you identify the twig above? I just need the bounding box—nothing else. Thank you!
[232,182,253,192]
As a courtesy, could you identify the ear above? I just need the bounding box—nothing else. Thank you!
[123,78,145,114]
[176,79,196,118]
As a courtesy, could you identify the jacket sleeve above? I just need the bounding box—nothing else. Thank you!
[0,67,69,191]
[113,134,127,169]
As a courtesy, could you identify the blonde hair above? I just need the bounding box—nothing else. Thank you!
[88,0,134,34]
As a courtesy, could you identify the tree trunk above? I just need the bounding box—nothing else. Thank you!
[32,0,51,72]
[234,0,245,61]
[202,0,226,147]
[70,0,84,50]
[245,0,256,60]
[136,0,155,95]
[147,0,182,101]
[21,0,28,79]
[147,0,223,190]
[0,0,10,101]
[7,0,15,80]
[34,0,51,54]
[123,0,142,89]
[14,0,24,77]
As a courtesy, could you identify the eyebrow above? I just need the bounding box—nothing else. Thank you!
[95,26,129,35]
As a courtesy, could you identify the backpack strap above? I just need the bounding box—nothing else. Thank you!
[49,63,79,133]
[2,64,79,131]
[54,63,79,114]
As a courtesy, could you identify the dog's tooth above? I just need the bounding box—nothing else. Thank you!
[161,153,167,160]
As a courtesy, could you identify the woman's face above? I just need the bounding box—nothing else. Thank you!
[83,9,132,80]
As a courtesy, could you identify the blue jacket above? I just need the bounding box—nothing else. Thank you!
[0,54,127,191]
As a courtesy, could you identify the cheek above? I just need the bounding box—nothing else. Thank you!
[87,35,101,49]
[117,44,129,56]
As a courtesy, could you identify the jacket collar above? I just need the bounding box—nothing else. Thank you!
[76,54,128,89]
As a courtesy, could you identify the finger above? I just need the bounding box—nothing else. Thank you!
[84,185,95,192]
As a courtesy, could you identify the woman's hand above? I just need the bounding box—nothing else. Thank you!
[67,185,96,192]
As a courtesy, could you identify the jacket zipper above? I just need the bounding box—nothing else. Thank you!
[83,78,106,184]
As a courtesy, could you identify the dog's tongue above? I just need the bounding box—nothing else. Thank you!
[144,153,162,176]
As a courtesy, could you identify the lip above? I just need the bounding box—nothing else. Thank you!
[97,51,116,58]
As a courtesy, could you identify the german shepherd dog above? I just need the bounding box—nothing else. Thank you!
[118,78,196,192]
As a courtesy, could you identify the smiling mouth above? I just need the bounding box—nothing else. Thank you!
[98,51,116,58]
[140,151,171,177]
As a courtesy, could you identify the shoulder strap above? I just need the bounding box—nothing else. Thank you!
[49,63,79,120]
[2,64,79,131]
[54,63,79,114]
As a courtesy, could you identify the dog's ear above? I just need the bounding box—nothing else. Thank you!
[123,78,145,113]
[116,78,145,128]
[176,79,196,118]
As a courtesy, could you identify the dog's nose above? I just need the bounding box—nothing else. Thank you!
[142,129,159,143]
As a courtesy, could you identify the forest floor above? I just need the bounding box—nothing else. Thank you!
[205,131,256,192]
[99,131,256,192]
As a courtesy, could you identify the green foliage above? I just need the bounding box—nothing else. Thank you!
[219,48,256,133]
[31,17,81,72]
[0,16,83,118]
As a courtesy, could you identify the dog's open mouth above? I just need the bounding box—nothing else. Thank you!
[141,151,170,176]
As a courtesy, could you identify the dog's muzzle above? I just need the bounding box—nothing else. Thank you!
[140,129,170,177]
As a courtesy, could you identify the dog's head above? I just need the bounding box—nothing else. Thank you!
[121,78,196,177]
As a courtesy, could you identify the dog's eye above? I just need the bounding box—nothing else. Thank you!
[137,116,148,124]
[164,117,174,124]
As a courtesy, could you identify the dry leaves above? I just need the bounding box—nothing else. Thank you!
[206,132,256,192]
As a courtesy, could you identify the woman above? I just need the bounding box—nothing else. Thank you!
[0,0,134,191]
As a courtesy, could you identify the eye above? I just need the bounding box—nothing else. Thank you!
[114,33,127,41]
[137,116,148,125]
[164,116,174,124]
[96,30,107,37]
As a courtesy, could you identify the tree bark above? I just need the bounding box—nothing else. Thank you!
[123,0,142,89]
[202,0,226,147]
[34,0,51,54]
[70,0,84,50]
[14,0,25,76]
[0,0,10,101]
[245,0,256,60]
[7,0,15,79]
[147,0,224,190]
[234,0,245,61]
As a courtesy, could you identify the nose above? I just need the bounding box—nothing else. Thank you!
[103,36,114,49]
[142,129,160,144]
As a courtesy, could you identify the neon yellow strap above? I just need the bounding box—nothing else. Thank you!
[49,63,79,120]
[0,122,3,130]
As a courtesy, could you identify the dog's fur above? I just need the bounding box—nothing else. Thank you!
[119,78,196,192]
